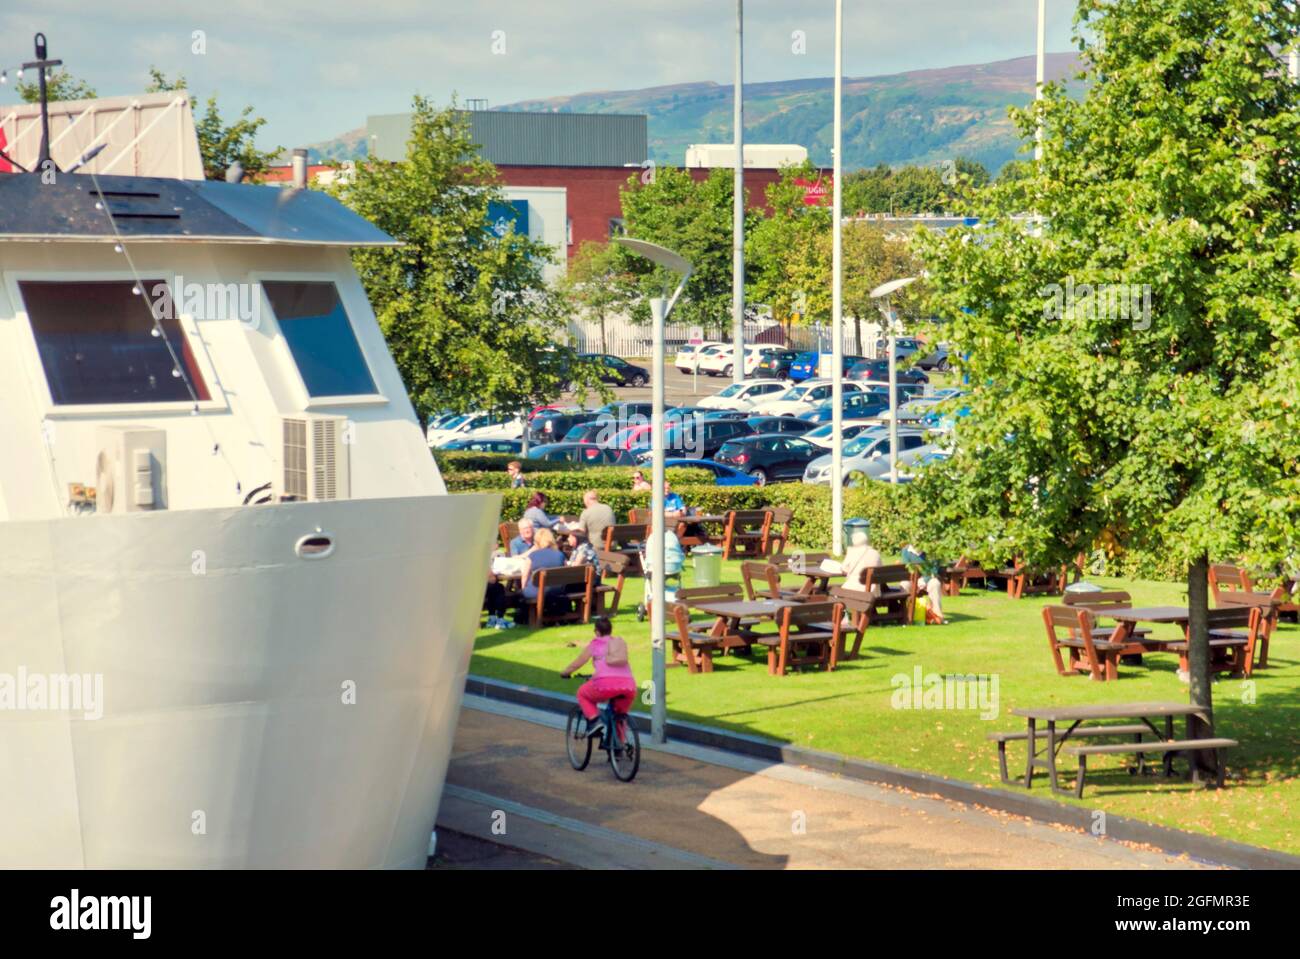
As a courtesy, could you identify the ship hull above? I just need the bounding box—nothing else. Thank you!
[0,493,500,868]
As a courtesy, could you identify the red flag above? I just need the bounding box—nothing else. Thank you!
[0,124,12,173]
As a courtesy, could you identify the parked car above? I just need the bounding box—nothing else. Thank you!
[847,358,929,386]
[787,351,822,381]
[801,429,931,485]
[715,434,823,485]
[577,353,650,387]
[753,349,802,379]
[595,401,653,420]
[696,378,791,411]
[426,411,524,447]
[797,391,891,424]
[801,421,880,450]
[437,437,524,454]
[914,342,952,372]
[657,458,760,486]
[526,407,601,445]
[859,444,949,482]
[674,341,725,374]
[563,417,620,446]
[853,379,928,402]
[527,443,640,465]
[743,415,815,436]
[874,336,925,360]
[664,418,752,459]
[749,379,866,417]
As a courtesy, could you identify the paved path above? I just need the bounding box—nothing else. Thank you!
[440,696,1208,870]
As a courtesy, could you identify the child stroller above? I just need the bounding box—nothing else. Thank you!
[635,537,684,622]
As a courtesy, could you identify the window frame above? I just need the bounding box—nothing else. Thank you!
[251,271,388,410]
[5,270,227,417]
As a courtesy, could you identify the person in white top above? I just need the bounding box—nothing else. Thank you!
[840,527,883,598]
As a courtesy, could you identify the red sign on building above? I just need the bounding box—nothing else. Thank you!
[795,175,833,206]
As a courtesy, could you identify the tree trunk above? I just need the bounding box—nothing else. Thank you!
[853,314,863,356]
[1187,554,1212,715]
[599,311,608,356]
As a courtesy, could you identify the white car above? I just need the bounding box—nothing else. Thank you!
[674,341,725,374]
[426,411,524,447]
[749,379,866,417]
[801,420,880,450]
[696,378,792,411]
[801,429,932,485]
[696,344,784,378]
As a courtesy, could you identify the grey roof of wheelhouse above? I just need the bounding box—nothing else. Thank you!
[0,172,398,246]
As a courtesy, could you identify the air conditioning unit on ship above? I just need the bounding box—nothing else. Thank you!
[94,427,168,514]
[281,414,351,501]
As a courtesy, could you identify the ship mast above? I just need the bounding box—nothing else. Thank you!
[22,32,62,173]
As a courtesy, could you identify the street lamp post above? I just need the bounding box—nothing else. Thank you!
[614,237,692,745]
[732,0,746,386]
[831,0,845,555]
[869,277,918,484]
[1035,0,1046,163]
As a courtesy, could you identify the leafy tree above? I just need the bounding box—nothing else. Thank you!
[746,163,831,343]
[332,96,599,422]
[617,166,759,337]
[843,159,989,216]
[15,69,96,103]
[562,241,636,355]
[146,68,281,180]
[912,0,1300,716]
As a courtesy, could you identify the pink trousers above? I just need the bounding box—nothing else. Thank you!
[577,677,637,720]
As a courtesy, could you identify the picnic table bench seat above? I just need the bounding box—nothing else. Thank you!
[987,724,1152,783]
[602,523,648,575]
[756,602,844,676]
[1065,738,1237,796]
[527,565,594,627]
[592,550,630,617]
[721,509,774,560]
[670,602,725,674]
[741,560,804,602]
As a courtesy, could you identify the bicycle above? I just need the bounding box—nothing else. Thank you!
[562,674,640,782]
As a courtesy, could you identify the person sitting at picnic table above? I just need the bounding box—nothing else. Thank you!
[902,544,946,624]
[578,490,615,549]
[506,460,526,489]
[565,529,601,574]
[560,616,637,738]
[509,517,536,556]
[483,541,514,630]
[841,524,883,597]
[519,528,568,606]
[630,470,652,492]
[663,481,686,516]
[522,492,560,530]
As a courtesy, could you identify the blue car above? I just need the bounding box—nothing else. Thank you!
[788,352,821,381]
[661,457,760,486]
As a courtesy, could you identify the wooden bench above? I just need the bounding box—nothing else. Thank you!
[766,507,794,556]
[1065,738,1237,797]
[828,585,874,660]
[1043,605,1125,681]
[987,724,1152,784]
[1214,562,1300,623]
[751,601,845,676]
[741,561,802,601]
[603,523,648,575]
[987,559,1067,599]
[670,601,724,674]
[721,509,773,560]
[1063,590,1153,644]
[498,521,519,553]
[859,564,917,627]
[1160,606,1257,677]
[592,550,630,617]
[942,555,988,596]
[1214,591,1280,674]
[527,565,594,627]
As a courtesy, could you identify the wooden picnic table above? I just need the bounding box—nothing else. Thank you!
[1103,605,1191,672]
[688,597,801,655]
[779,558,845,596]
[675,512,728,547]
[1009,701,1215,795]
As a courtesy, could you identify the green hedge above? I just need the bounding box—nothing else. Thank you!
[448,462,922,553]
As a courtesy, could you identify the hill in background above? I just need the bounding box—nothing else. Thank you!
[306,52,1084,174]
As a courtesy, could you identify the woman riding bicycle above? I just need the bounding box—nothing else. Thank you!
[560,616,637,737]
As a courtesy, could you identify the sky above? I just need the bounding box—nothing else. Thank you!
[0,1,1078,149]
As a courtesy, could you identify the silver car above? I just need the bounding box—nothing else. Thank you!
[802,429,931,485]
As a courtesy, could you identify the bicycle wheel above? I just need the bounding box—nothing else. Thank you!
[608,713,640,782]
[565,707,593,770]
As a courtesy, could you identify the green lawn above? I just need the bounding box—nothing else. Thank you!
[472,562,1300,855]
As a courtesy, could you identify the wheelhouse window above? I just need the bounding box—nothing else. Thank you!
[263,281,377,397]
[20,280,211,406]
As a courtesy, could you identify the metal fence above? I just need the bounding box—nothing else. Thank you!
[565,316,885,359]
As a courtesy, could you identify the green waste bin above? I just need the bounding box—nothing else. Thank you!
[691,544,724,588]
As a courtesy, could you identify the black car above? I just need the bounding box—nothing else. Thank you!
[743,415,815,436]
[656,417,752,459]
[596,401,653,420]
[754,349,801,379]
[527,408,601,445]
[846,358,929,386]
[577,353,650,388]
[914,343,952,372]
[563,417,621,446]
[714,434,823,485]
[527,443,639,465]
